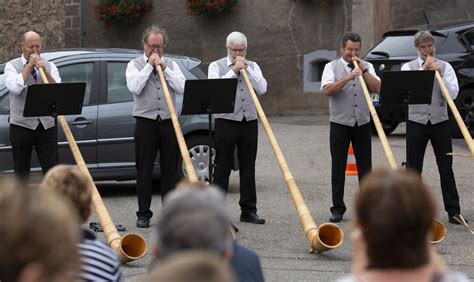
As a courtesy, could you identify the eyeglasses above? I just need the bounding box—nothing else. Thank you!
[145,43,164,51]
[228,47,247,53]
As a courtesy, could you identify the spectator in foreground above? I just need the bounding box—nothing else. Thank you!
[40,165,123,281]
[144,251,235,282]
[0,177,80,282]
[338,168,469,282]
[148,184,264,282]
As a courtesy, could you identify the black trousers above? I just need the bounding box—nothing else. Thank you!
[9,123,58,180]
[134,117,179,219]
[407,120,460,215]
[214,118,258,214]
[330,122,372,215]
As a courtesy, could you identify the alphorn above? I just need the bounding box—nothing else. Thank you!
[39,68,147,263]
[352,60,446,244]
[431,59,474,234]
[155,65,199,182]
[241,69,344,252]
[432,65,474,158]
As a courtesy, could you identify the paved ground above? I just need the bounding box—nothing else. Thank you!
[92,114,474,281]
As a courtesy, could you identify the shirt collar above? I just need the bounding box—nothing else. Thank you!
[226,56,234,67]
[417,57,424,66]
[21,54,28,66]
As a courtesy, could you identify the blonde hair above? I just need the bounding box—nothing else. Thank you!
[40,165,92,222]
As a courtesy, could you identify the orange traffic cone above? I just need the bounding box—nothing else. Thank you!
[345,145,358,176]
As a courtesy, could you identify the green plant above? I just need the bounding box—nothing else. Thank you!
[95,0,153,27]
[185,0,238,16]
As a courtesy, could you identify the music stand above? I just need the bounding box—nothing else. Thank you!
[23,83,86,117]
[379,70,435,167]
[181,78,238,182]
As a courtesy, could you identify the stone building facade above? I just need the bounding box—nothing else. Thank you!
[1,0,473,113]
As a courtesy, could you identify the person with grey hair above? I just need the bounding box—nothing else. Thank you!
[208,31,268,224]
[401,30,467,225]
[126,25,186,228]
[152,185,264,282]
[320,32,381,223]
[4,31,61,180]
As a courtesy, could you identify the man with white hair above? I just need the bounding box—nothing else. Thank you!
[401,30,466,225]
[208,31,268,224]
[4,31,61,180]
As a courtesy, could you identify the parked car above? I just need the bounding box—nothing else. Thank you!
[364,20,474,137]
[0,49,217,182]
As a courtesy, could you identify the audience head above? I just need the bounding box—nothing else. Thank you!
[145,251,235,282]
[0,177,80,282]
[155,184,233,260]
[355,168,436,269]
[40,165,92,223]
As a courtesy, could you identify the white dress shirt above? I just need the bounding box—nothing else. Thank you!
[208,57,267,95]
[5,54,61,95]
[126,54,185,96]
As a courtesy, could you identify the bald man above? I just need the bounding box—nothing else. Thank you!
[4,31,61,180]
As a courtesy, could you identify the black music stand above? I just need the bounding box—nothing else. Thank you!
[379,70,435,167]
[181,78,238,182]
[23,83,86,117]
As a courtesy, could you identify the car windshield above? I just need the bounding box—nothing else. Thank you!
[368,35,445,58]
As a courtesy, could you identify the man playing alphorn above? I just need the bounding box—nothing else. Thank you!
[401,30,467,225]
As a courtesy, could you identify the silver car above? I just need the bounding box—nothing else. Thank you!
[0,49,216,182]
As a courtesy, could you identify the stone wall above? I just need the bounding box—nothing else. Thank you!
[0,0,66,62]
[82,0,350,114]
[2,0,473,114]
[390,0,474,29]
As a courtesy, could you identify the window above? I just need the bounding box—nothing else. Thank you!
[107,62,132,103]
[461,29,474,50]
[59,63,94,105]
[310,59,329,83]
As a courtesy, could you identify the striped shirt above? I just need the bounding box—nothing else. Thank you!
[79,229,123,281]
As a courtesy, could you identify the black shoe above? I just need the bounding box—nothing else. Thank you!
[240,212,265,224]
[329,213,343,223]
[136,217,150,228]
[449,214,468,225]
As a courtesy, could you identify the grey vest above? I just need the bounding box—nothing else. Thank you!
[328,59,370,126]
[9,58,54,130]
[407,59,450,124]
[131,56,178,120]
[212,57,260,121]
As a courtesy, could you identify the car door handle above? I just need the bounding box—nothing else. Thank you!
[69,119,93,125]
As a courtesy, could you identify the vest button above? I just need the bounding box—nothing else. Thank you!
[355,105,358,107]
[354,94,357,96]
[241,89,244,91]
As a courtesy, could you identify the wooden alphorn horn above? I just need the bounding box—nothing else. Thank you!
[155,65,199,183]
[39,68,147,263]
[432,65,474,158]
[352,60,446,244]
[241,69,344,252]
[352,60,398,170]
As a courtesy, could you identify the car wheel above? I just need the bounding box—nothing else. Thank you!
[179,135,215,182]
[449,89,474,138]
[370,119,399,136]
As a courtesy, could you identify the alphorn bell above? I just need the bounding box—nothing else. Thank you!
[352,60,446,244]
[155,64,199,183]
[38,68,147,263]
[241,69,344,252]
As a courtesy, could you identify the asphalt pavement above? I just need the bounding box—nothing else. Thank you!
[92,114,474,281]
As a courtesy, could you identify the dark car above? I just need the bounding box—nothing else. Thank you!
[364,20,474,137]
[0,49,216,182]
